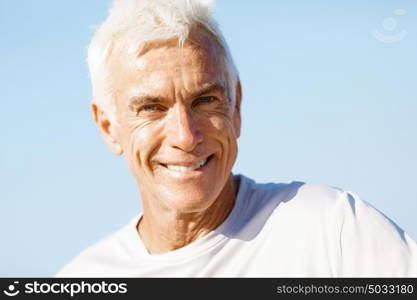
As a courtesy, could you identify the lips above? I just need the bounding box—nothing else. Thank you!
[160,154,214,172]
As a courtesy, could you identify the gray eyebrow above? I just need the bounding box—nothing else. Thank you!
[128,96,164,111]
[191,82,227,99]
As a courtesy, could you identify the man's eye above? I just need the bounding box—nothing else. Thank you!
[140,104,165,113]
[195,96,216,106]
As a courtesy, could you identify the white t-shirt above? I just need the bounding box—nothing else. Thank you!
[56,175,417,277]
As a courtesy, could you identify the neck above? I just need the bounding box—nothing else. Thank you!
[137,175,239,254]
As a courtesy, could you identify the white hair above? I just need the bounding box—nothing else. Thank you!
[87,0,239,116]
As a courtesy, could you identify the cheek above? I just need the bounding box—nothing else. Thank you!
[207,116,238,163]
[122,124,162,173]
[208,115,238,140]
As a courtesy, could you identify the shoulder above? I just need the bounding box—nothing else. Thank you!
[56,221,134,277]
[274,180,405,239]
[265,180,382,225]
[253,181,352,229]
[245,176,416,275]
[287,182,346,209]
[277,181,417,276]
[239,176,350,235]
[243,175,348,216]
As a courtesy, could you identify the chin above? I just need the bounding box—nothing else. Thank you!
[159,186,218,214]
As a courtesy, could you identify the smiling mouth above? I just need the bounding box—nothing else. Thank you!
[161,154,214,172]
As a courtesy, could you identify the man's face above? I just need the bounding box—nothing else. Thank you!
[98,33,241,214]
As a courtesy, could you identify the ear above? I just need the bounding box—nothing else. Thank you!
[232,80,242,138]
[91,102,123,155]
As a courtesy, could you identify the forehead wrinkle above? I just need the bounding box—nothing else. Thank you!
[110,35,231,109]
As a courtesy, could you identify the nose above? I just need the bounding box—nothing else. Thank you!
[166,104,203,152]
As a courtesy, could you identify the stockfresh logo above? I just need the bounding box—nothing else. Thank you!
[371,8,408,43]
[3,281,20,297]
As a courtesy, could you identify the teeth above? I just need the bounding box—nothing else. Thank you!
[166,158,208,172]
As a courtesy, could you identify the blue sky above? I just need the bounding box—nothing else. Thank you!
[1,0,416,276]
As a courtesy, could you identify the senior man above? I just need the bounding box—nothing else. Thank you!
[57,0,417,277]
